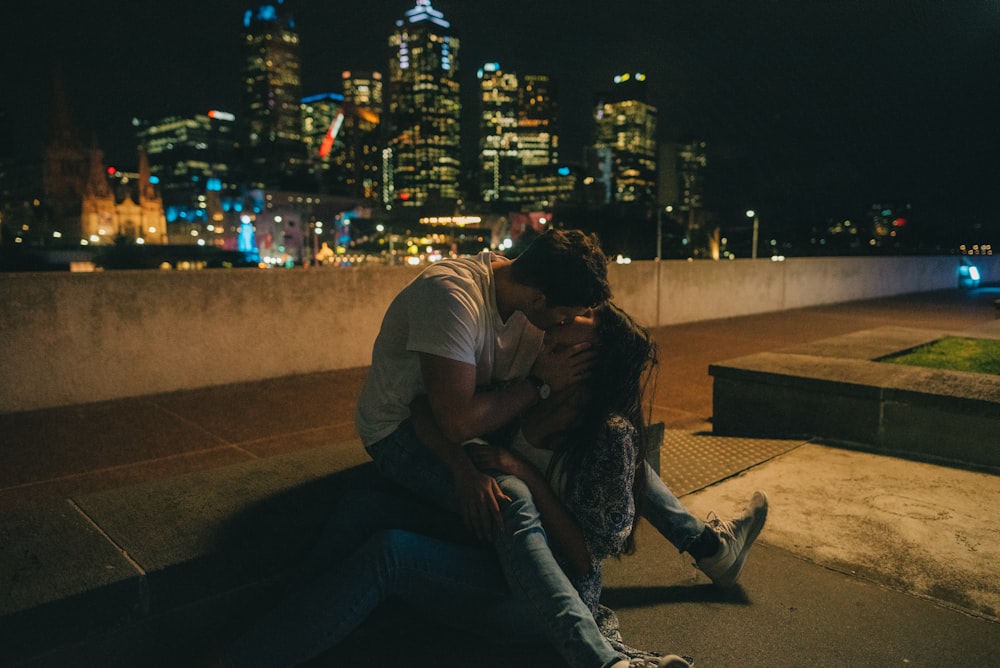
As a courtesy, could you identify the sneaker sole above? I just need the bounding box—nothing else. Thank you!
[715,491,768,587]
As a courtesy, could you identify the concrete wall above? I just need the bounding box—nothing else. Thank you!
[608,255,998,326]
[3,255,997,413]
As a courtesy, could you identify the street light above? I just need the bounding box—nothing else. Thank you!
[656,205,673,261]
[745,209,759,260]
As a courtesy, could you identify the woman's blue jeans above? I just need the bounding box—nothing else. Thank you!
[642,460,706,553]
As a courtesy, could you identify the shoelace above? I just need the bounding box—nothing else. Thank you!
[705,511,735,540]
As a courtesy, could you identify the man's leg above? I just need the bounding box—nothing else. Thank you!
[365,419,461,509]
[295,485,472,586]
[225,528,547,667]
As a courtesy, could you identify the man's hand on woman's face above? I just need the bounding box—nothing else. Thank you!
[531,340,597,392]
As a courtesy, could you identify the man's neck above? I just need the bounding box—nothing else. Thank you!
[491,261,519,322]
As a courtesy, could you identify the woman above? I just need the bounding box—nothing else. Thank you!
[224,304,691,668]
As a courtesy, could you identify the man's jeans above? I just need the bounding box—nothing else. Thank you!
[225,486,549,668]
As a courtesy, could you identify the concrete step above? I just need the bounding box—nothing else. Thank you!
[1,445,375,665]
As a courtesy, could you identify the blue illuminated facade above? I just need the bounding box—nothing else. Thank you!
[241,0,305,190]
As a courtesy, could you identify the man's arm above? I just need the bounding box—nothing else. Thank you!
[409,395,510,542]
[419,354,536,444]
[466,443,593,578]
[419,341,596,445]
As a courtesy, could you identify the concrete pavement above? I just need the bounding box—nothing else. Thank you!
[2,286,999,666]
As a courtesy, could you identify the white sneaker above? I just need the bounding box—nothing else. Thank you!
[696,491,769,587]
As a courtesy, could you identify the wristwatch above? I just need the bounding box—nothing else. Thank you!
[527,375,551,400]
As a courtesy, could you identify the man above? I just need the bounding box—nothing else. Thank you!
[356,228,609,539]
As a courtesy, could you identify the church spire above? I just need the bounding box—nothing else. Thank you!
[137,145,157,203]
[84,137,112,199]
[47,71,84,152]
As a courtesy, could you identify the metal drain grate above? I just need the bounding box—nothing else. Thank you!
[660,429,807,495]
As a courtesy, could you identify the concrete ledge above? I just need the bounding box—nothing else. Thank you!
[709,325,1000,470]
[1,430,666,664]
[0,447,379,664]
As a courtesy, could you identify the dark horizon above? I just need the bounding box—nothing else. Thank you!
[4,0,999,237]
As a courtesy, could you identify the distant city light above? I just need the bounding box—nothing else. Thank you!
[208,109,236,121]
[404,0,450,28]
[420,216,481,226]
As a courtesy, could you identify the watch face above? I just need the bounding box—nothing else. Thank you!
[539,383,551,400]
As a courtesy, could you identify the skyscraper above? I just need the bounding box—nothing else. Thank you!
[137,110,240,222]
[241,0,304,190]
[477,65,562,210]
[386,0,461,212]
[658,141,707,213]
[300,93,346,195]
[513,73,561,209]
[659,140,708,250]
[592,73,658,205]
[338,70,383,203]
[477,62,519,203]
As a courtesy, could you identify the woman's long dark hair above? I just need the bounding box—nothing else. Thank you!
[547,302,659,554]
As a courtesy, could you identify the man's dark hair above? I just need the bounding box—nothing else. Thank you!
[509,229,612,307]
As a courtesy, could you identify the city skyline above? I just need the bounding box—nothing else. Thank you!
[4,0,1000,235]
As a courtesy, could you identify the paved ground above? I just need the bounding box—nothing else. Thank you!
[2,286,999,667]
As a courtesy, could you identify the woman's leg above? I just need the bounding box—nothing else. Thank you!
[492,474,624,668]
[225,529,546,668]
[642,461,705,553]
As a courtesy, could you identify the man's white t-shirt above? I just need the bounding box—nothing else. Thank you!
[355,251,544,446]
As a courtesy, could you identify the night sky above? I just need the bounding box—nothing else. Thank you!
[4,0,999,235]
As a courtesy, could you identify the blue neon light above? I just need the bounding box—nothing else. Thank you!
[302,92,345,104]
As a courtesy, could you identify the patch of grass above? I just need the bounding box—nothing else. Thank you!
[880,336,1000,375]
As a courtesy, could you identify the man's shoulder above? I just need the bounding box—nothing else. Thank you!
[413,254,492,298]
[422,252,492,278]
